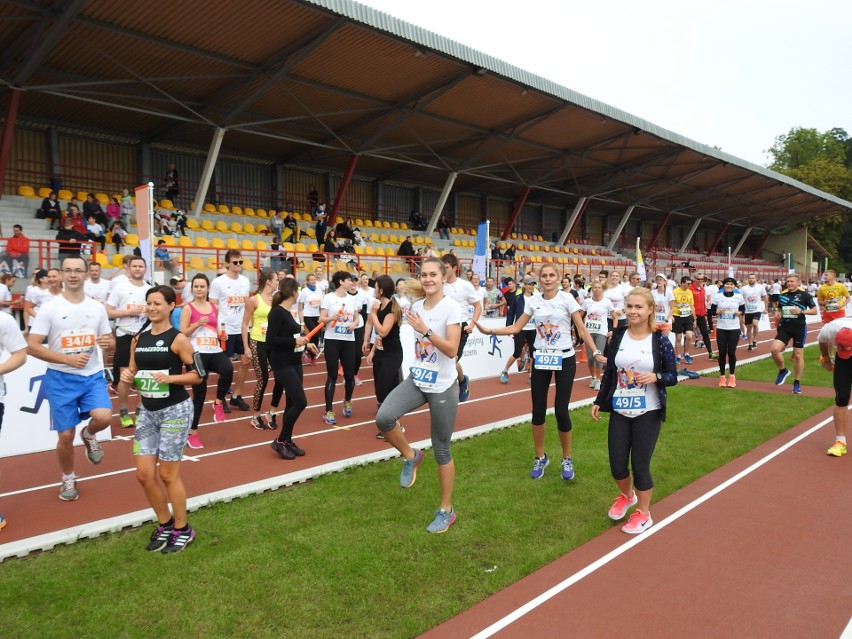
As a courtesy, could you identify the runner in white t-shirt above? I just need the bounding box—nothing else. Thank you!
[318,270,361,425]
[351,274,376,384]
[739,273,769,351]
[27,256,114,502]
[604,270,628,332]
[83,263,111,303]
[709,278,746,388]
[314,266,329,295]
[0,309,26,528]
[208,249,252,412]
[581,279,617,390]
[375,256,462,534]
[24,268,60,328]
[297,272,324,364]
[441,253,481,403]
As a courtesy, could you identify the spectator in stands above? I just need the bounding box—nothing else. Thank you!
[170,210,187,237]
[283,211,299,243]
[65,196,81,213]
[40,191,62,230]
[336,217,355,241]
[314,203,327,245]
[269,210,284,243]
[110,220,127,254]
[1,224,30,277]
[307,185,319,215]
[62,205,88,235]
[106,196,121,227]
[56,216,87,261]
[398,235,415,263]
[409,209,426,231]
[86,216,107,253]
[83,193,107,227]
[423,244,435,259]
[323,229,340,254]
[436,214,451,240]
[155,240,182,275]
[490,242,503,262]
[120,189,134,229]
[504,244,517,261]
[164,163,179,203]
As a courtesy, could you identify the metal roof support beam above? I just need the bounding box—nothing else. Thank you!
[679,218,702,254]
[0,88,22,199]
[558,197,588,246]
[425,172,457,235]
[327,154,360,227]
[14,0,87,85]
[706,223,729,256]
[751,232,770,260]
[646,211,672,250]
[501,187,532,241]
[732,227,753,258]
[606,205,635,253]
[191,127,226,219]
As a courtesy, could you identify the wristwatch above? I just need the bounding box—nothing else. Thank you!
[655,373,662,381]
[425,328,433,338]
[593,350,602,357]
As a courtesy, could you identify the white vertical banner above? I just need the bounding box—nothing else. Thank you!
[471,220,489,281]
[727,246,734,278]
[135,182,155,281]
[636,237,646,281]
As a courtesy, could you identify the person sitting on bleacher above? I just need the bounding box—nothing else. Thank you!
[85,216,107,253]
[170,210,187,237]
[39,191,62,231]
[106,197,121,227]
[437,214,450,240]
[110,220,127,254]
[56,216,88,261]
[83,193,108,227]
[335,217,355,241]
[323,229,340,254]
[409,209,427,231]
[283,211,299,243]
[155,239,182,275]
[314,203,327,245]
[504,244,517,261]
[62,205,88,235]
[1,224,30,277]
[270,210,284,242]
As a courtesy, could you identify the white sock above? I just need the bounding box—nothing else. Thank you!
[838,436,847,444]
[62,472,76,481]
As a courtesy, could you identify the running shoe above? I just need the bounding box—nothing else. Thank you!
[426,508,457,534]
[827,441,848,457]
[186,432,203,449]
[622,509,653,534]
[500,371,509,384]
[59,477,78,501]
[718,375,727,388]
[740,333,748,341]
[708,352,717,360]
[376,431,385,440]
[250,415,268,430]
[676,356,682,364]
[775,368,791,385]
[792,381,802,395]
[747,344,755,352]
[0,513,5,532]
[608,491,638,521]
[354,375,363,386]
[119,408,135,428]
[530,454,550,479]
[727,374,737,388]
[458,375,471,402]
[561,457,575,481]
[267,411,278,430]
[222,401,232,414]
[162,525,196,554]
[400,449,424,488]
[343,401,353,417]
[684,354,693,364]
[80,429,104,465]
[588,378,596,388]
[271,439,296,460]
[323,411,337,425]
[751,341,757,349]
[213,403,226,423]
[230,395,250,411]
[593,379,601,391]
[285,441,305,457]
[146,522,174,551]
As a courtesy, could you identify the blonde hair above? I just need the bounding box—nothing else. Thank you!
[625,287,656,332]
[407,257,446,301]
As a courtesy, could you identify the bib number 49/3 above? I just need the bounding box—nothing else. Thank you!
[534,350,563,371]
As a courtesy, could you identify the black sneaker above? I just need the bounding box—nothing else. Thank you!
[285,440,305,457]
[222,400,232,414]
[267,413,278,430]
[376,431,386,440]
[230,395,250,411]
[147,522,174,551]
[271,440,295,460]
[250,415,268,430]
[161,525,196,554]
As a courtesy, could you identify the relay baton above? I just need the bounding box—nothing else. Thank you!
[305,322,325,340]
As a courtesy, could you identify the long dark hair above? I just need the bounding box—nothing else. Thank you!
[133,285,176,339]
[272,277,299,307]
[254,269,276,295]
[375,274,401,326]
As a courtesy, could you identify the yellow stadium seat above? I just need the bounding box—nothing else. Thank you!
[218,205,230,215]
[283,242,295,252]
[244,208,255,217]
[256,224,267,234]
[37,187,51,198]
[207,257,219,270]
[161,235,176,246]
[226,238,239,249]
[257,209,267,218]
[232,206,242,216]
[292,212,302,221]
[126,233,139,247]
[379,234,388,243]
[302,227,315,239]
[244,223,256,234]
[188,257,205,272]
[256,240,268,251]
[242,258,253,271]
[94,252,108,267]
[112,253,124,267]
[268,210,276,218]
[241,239,255,251]
[211,238,225,249]
[388,234,397,244]
[76,191,88,201]
[195,237,210,248]
[204,203,216,213]
[179,236,193,248]
[230,222,243,234]
[413,236,424,245]
[354,219,364,226]
[399,223,409,231]
[365,246,375,255]
[201,219,215,232]
[185,218,199,231]
[159,198,174,210]
[382,221,391,229]
[374,247,385,256]
[295,242,307,252]
[215,221,228,233]
[364,220,373,227]
[17,185,36,197]
[58,189,73,200]
[391,222,400,230]
[307,243,318,252]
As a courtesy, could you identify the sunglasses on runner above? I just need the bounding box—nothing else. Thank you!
[231,260,243,265]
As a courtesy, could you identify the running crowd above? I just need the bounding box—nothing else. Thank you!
[0,256,849,549]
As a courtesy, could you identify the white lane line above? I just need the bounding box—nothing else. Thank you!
[467,412,835,639]
[839,614,852,639]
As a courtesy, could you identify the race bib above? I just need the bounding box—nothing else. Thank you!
[534,349,563,370]
[719,311,735,321]
[826,301,839,312]
[194,328,220,353]
[260,322,268,337]
[655,313,668,324]
[228,295,246,306]
[677,303,691,317]
[612,388,648,417]
[376,337,384,351]
[309,299,320,307]
[134,370,169,398]
[585,319,602,333]
[293,333,305,352]
[60,328,96,355]
[745,302,759,313]
[410,361,439,388]
[334,324,352,335]
[126,303,146,315]
[781,305,796,318]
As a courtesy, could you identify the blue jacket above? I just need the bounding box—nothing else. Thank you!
[594,328,678,422]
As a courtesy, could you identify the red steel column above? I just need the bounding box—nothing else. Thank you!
[0,88,22,199]
[646,211,672,250]
[500,187,531,241]
[327,154,360,227]
[706,223,729,255]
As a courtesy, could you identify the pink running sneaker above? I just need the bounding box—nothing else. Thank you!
[608,491,638,521]
[621,508,653,534]
[186,432,203,450]
[213,402,226,423]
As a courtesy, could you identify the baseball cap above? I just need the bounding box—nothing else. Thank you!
[523,276,536,285]
[655,273,666,280]
[836,328,852,359]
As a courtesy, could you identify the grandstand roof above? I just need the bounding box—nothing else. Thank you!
[2,0,850,232]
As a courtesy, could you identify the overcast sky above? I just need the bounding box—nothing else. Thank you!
[360,0,851,168]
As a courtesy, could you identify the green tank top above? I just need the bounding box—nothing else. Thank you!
[250,293,272,342]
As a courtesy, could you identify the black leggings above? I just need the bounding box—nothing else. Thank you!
[191,351,234,430]
[353,325,365,375]
[250,339,283,412]
[513,330,536,359]
[324,338,356,411]
[304,316,321,350]
[373,349,402,404]
[273,364,307,443]
[608,409,662,491]
[695,315,713,353]
[834,356,852,407]
[716,328,740,375]
[529,354,576,432]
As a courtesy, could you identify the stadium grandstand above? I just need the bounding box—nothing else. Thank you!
[0,0,850,287]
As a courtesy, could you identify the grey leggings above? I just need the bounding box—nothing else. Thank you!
[376,376,458,465]
[584,333,607,368]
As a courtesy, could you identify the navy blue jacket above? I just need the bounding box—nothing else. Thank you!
[594,328,678,422]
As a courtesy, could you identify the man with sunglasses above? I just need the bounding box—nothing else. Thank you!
[210,250,251,411]
[689,274,716,360]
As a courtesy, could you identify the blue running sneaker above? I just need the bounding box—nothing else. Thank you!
[500,371,509,384]
[400,449,424,488]
[775,368,791,386]
[458,375,471,402]
[323,411,336,425]
[343,401,352,417]
[426,508,457,534]
[683,354,692,364]
[530,454,550,479]
[0,512,6,532]
[561,457,575,481]
[792,381,802,395]
[676,356,682,364]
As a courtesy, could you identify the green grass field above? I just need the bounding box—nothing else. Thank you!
[0,380,833,639]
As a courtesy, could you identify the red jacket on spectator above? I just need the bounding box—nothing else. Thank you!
[689,283,708,317]
[6,234,29,258]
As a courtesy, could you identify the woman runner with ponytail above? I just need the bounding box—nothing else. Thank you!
[121,285,201,553]
[365,274,403,439]
[297,272,323,364]
[242,269,282,429]
[318,270,360,425]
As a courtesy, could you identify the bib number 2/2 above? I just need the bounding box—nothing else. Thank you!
[534,350,563,371]
[134,370,169,399]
